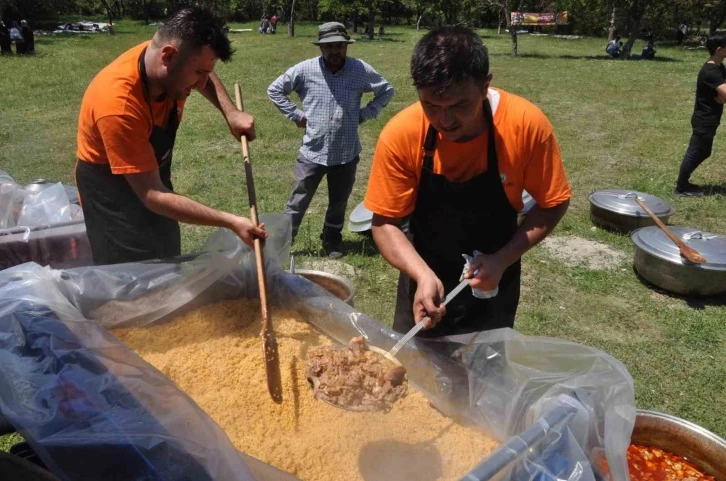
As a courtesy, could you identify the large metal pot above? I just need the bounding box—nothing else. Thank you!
[632,410,726,481]
[589,189,675,233]
[0,450,61,481]
[294,269,356,306]
[631,226,726,296]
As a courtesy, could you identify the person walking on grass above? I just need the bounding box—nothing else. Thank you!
[267,22,394,258]
[675,36,726,197]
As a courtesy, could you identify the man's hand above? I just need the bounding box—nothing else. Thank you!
[716,91,726,104]
[229,217,267,248]
[465,252,508,291]
[226,111,256,141]
[413,272,446,329]
[295,117,307,129]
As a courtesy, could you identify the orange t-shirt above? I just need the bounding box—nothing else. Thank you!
[76,41,185,174]
[364,88,571,218]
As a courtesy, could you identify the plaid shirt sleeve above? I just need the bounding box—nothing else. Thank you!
[267,64,306,123]
[359,61,395,122]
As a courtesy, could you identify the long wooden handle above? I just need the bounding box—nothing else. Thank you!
[635,199,681,245]
[635,198,706,264]
[234,82,283,403]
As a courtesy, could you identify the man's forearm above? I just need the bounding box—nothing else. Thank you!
[144,189,237,229]
[497,200,569,266]
[199,72,237,118]
[371,217,432,283]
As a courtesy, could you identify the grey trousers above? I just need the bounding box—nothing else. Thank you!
[283,155,359,238]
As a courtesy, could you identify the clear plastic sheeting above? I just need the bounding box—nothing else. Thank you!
[0,214,633,481]
[0,172,91,270]
[17,183,74,227]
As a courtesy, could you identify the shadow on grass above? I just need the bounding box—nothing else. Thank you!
[492,52,679,62]
[292,233,379,258]
[703,184,726,196]
[633,268,726,309]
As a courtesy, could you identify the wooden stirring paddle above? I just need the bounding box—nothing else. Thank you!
[234,82,283,403]
[635,198,706,264]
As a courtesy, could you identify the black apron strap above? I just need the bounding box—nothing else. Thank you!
[422,125,437,172]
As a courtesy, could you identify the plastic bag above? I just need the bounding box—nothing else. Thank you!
[0,176,27,229]
[17,183,72,227]
[0,215,633,481]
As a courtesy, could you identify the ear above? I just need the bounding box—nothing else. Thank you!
[160,44,179,68]
[482,73,493,93]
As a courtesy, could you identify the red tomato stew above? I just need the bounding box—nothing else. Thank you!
[627,444,716,481]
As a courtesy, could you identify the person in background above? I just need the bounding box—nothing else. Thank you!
[641,40,656,59]
[675,36,726,197]
[76,7,265,265]
[606,35,621,58]
[677,21,688,45]
[0,22,11,55]
[270,14,278,34]
[21,20,34,54]
[267,22,394,257]
[259,16,270,34]
[10,21,24,55]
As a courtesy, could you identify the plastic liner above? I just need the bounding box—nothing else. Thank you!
[17,183,73,227]
[0,172,91,270]
[0,214,634,481]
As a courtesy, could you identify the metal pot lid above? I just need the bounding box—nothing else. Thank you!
[631,226,726,271]
[24,179,52,192]
[588,189,674,218]
[349,202,373,224]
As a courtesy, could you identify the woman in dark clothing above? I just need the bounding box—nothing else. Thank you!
[21,20,34,54]
[0,22,11,55]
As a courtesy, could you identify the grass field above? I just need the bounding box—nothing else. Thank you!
[0,20,724,449]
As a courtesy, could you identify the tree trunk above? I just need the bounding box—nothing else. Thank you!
[608,7,616,42]
[367,2,375,40]
[416,14,422,30]
[288,0,296,37]
[621,1,643,59]
[710,1,726,36]
[498,7,502,35]
[503,3,516,56]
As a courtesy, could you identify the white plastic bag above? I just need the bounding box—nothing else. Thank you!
[17,183,72,227]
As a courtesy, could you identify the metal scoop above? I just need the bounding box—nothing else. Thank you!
[388,277,471,358]
[306,345,406,412]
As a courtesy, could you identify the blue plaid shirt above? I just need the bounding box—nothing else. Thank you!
[267,56,394,166]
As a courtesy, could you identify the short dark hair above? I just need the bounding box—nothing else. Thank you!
[706,36,726,55]
[411,26,490,93]
[155,7,233,62]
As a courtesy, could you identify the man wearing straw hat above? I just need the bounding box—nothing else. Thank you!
[268,22,394,258]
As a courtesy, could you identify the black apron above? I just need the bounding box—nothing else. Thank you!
[76,48,181,265]
[392,100,521,338]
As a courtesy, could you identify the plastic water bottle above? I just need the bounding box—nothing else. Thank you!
[462,252,499,299]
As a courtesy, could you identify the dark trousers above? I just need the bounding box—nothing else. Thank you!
[283,155,358,239]
[677,129,716,187]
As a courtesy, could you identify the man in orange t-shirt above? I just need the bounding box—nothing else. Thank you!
[76,7,265,265]
[364,27,571,338]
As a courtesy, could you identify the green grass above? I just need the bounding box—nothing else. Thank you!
[0,22,724,448]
